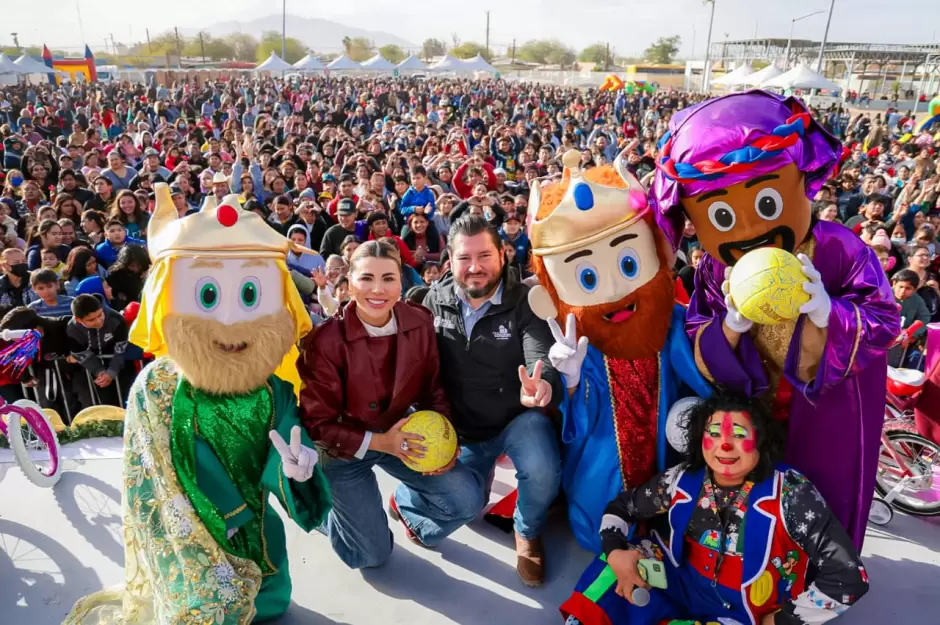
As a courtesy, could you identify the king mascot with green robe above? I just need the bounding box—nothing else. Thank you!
[64,183,332,625]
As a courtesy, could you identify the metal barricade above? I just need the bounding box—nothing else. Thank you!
[83,354,127,409]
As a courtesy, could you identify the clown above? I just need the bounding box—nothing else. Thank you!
[64,184,331,625]
[561,395,869,625]
[527,150,712,553]
[651,90,899,549]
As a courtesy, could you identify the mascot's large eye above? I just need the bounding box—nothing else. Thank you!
[195,277,220,312]
[618,247,641,280]
[575,262,599,293]
[707,201,736,232]
[755,188,784,221]
[239,277,261,311]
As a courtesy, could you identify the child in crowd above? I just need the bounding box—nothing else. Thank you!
[399,165,436,218]
[41,248,66,276]
[27,269,73,317]
[421,261,441,284]
[890,269,930,370]
[95,219,145,269]
[499,211,531,271]
[869,229,899,277]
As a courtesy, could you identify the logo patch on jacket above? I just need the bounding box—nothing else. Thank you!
[434,316,456,330]
[492,324,512,340]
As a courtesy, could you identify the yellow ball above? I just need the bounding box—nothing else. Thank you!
[729,247,810,326]
[400,410,458,473]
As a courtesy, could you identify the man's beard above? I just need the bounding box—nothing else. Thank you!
[455,264,503,300]
[162,309,296,395]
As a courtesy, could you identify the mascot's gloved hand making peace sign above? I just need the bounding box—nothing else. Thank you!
[526,150,712,553]
[651,90,900,550]
[65,184,332,625]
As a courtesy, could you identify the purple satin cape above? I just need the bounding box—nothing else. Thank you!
[687,220,900,549]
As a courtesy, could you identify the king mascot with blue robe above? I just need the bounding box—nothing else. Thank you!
[525,149,712,554]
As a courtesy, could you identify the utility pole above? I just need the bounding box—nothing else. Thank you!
[702,0,716,93]
[605,42,610,71]
[10,33,20,54]
[815,0,835,74]
[145,28,152,53]
[199,32,207,63]
[485,11,490,57]
[511,39,516,64]
[174,26,182,69]
[110,33,120,67]
[282,0,287,60]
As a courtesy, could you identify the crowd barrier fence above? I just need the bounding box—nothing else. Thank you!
[19,354,130,423]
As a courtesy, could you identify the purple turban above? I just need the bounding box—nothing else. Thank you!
[650,89,841,250]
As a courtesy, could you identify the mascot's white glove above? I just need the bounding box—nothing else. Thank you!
[548,313,590,389]
[269,426,318,483]
[797,253,831,329]
[721,267,754,334]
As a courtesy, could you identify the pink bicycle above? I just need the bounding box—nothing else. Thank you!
[0,329,62,487]
[869,321,940,524]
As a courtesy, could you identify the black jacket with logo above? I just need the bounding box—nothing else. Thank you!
[66,308,129,377]
[422,269,562,442]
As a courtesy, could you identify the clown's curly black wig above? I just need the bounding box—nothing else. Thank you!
[684,394,786,483]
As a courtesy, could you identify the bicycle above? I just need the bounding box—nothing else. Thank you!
[869,321,940,525]
[0,329,62,487]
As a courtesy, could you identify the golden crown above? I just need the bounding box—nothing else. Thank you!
[147,183,317,262]
[528,150,649,256]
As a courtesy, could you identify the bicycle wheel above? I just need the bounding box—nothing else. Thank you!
[868,497,894,526]
[875,431,940,516]
[5,399,62,487]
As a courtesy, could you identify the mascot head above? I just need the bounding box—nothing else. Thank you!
[528,150,675,360]
[130,184,313,395]
[651,90,840,266]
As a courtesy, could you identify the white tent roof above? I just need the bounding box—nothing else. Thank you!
[326,55,361,70]
[462,54,498,74]
[292,54,324,70]
[711,63,753,87]
[741,63,783,86]
[397,55,428,71]
[361,54,395,70]
[429,55,468,72]
[0,54,25,76]
[255,53,293,72]
[761,64,839,91]
[14,54,55,74]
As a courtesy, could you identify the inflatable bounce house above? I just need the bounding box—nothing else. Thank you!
[43,44,96,84]
[915,96,940,134]
[599,74,655,95]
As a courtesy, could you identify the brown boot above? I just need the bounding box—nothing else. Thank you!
[515,532,544,587]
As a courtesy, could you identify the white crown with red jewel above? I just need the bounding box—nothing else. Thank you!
[528,150,649,257]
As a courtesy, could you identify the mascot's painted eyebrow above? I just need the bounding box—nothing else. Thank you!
[564,249,593,263]
[744,173,780,188]
[241,258,271,268]
[190,258,224,269]
[695,189,728,203]
[609,233,638,247]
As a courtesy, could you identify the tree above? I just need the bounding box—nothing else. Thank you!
[256,31,306,64]
[579,43,608,65]
[182,32,236,61]
[342,36,352,55]
[345,37,374,62]
[225,33,259,62]
[421,38,446,61]
[128,32,181,58]
[378,44,405,64]
[643,35,681,64]
[517,39,576,68]
[451,41,491,61]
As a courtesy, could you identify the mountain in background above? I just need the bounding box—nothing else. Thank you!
[179,15,417,54]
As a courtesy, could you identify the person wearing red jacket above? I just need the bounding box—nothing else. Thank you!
[298,240,481,570]
[453,157,498,199]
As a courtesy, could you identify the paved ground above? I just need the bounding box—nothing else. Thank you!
[0,441,937,625]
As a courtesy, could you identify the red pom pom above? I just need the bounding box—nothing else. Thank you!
[217,204,238,227]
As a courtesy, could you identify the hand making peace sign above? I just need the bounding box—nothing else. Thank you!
[518,359,553,409]
[269,426,319,483]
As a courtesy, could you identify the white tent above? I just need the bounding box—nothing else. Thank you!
[741,63,783,87]
[0,54,25,76]
[13,54,56,74]
[361,54,395,71]
[293,54,325,71]
[429,55,469,73]
[326,55,361,71]
[462,54,498,74]
[711,63,753,87]
[256,53,293,72]
[761,64,839,91]
[397,55,428,71]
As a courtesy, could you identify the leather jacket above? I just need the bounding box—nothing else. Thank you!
[298,300,450,458]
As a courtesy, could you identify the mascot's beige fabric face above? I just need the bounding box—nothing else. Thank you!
[163,257,296,395]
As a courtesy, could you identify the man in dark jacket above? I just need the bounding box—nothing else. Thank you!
[66,294,133,408]
[420,214,563,587]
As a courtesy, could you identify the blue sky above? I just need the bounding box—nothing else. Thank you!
[4,0,939,58]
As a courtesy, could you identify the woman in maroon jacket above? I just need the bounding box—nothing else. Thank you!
[298,240,483,570]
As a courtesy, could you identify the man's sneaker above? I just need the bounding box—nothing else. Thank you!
[515,532,545,587]
[387,495,432,549]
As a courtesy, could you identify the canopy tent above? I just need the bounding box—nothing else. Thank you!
[761,64,840,91]
[711,63,753,87]
[326,55,361,71]
[361,54,395,71]
[292,54,325,71]
[429,55,469,73]
[741,63,783,87]
[462,54,498,74]
[255,53,293,72]
[397,55,428,71]
[0,54,25,76]
[14,54,58,74]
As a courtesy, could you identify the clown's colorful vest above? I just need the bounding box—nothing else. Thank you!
[658,467,808,625]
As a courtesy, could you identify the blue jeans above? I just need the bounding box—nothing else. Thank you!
[426,409,562,540]
[319,449,483,570]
